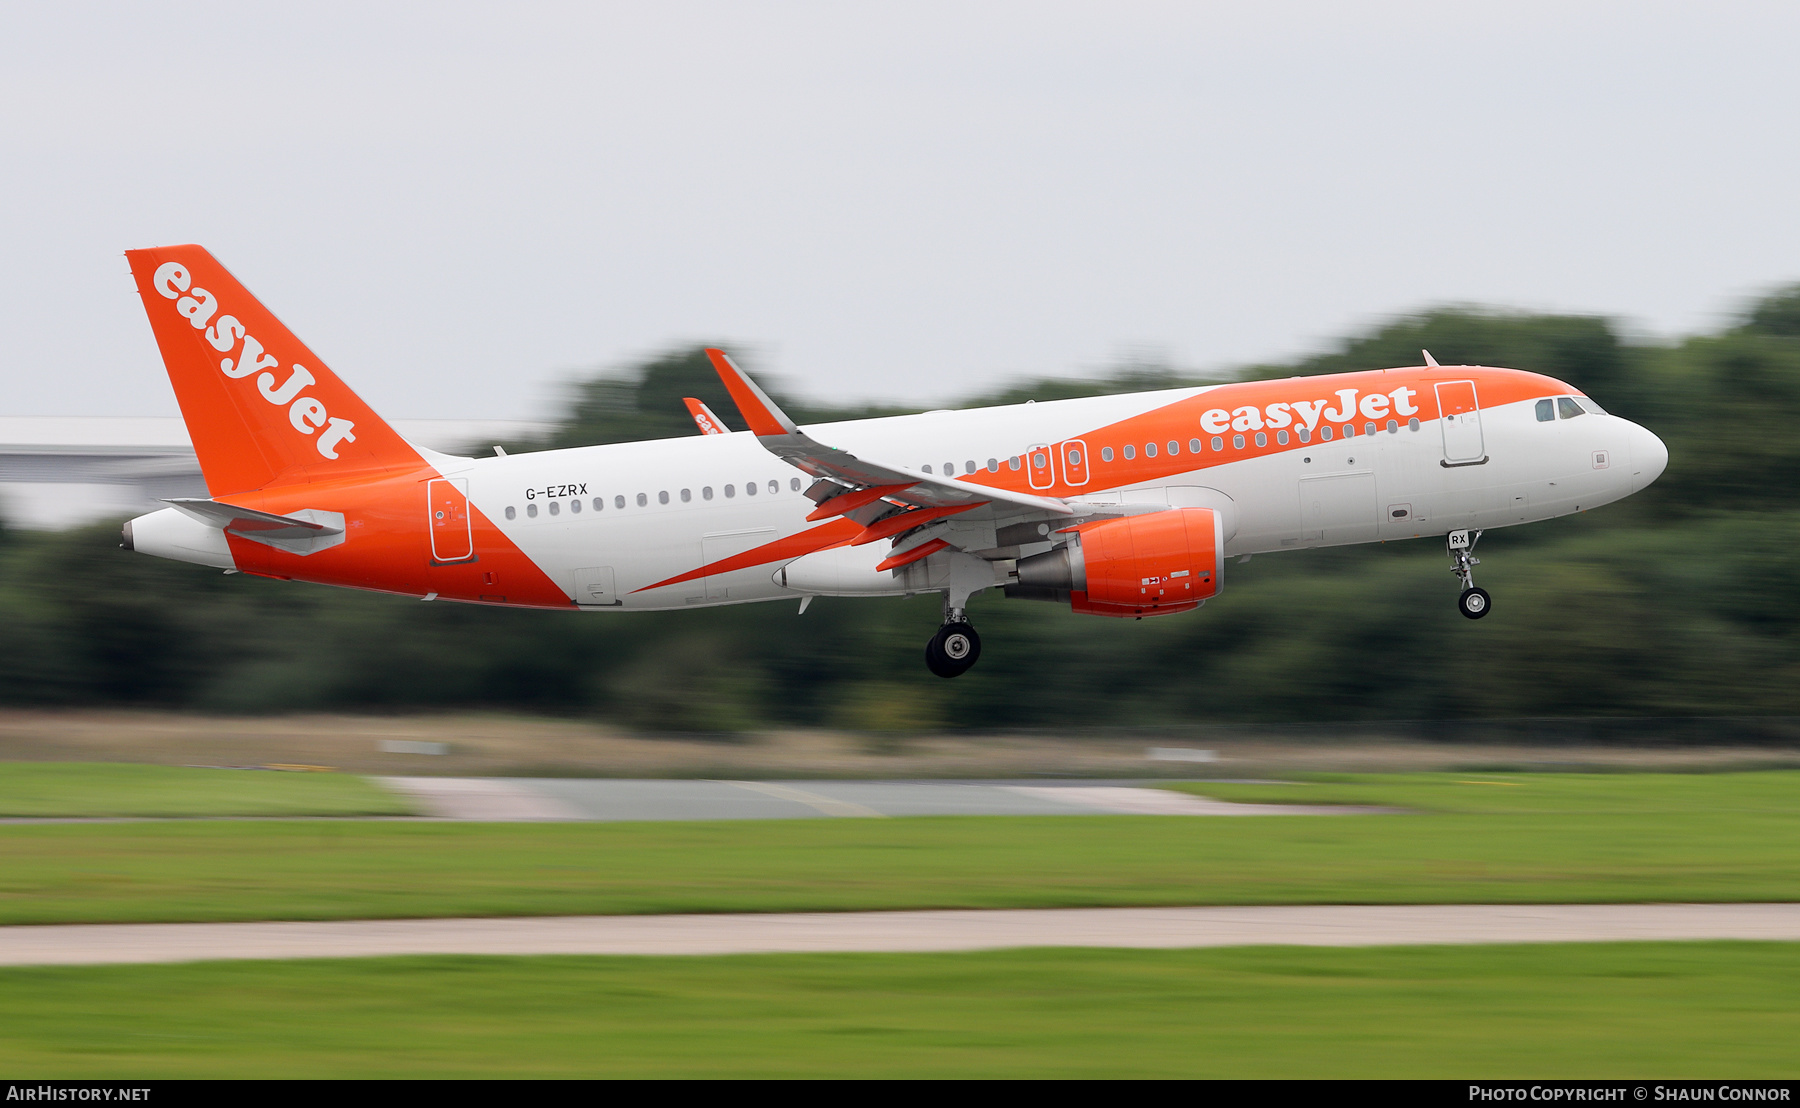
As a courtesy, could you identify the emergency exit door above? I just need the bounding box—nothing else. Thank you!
[428,478,473,562]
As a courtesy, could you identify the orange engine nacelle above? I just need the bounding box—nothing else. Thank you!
[1010,507,1223,618]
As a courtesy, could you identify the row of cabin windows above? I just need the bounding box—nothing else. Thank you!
[918,417,1428,479]
[1537,396,1605,421]
[504,476,804,521]
[1090,418,1423,463]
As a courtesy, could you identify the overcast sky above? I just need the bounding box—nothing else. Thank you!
[3,1,1797,420]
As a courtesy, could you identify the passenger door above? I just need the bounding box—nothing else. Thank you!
[1435,381,1486,464]
[427,478,473,563]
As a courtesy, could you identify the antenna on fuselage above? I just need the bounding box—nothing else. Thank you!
[1422,349,1440,367]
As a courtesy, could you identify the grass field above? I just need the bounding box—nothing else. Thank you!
[2,772,1796,925]
[2,943,1796,1077]
[0,762,413,818]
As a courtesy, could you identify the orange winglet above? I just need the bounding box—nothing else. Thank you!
[849,503,979,546]
[704,348,797,438]
[875,538,949,572]
[805,483,913,522]
[683,397,729,436]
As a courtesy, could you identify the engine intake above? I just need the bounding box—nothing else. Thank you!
[1009,507,1222,618]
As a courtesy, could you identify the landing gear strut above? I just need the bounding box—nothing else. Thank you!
[1448,529,1491,620]
[925,602,982,678]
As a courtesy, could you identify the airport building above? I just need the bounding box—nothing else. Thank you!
[0,417,546,530]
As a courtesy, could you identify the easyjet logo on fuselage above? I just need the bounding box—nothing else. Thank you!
[151,262,358,460]
[1196,384,1421,435]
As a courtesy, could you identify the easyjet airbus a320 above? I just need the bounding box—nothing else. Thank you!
[121,246,1668,676]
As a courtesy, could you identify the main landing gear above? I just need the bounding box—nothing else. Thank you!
[926,607,982,678]
[1448,528,1491,620]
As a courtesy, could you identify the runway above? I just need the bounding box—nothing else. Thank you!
[4,903,1797,966]
[378,777,1389,821]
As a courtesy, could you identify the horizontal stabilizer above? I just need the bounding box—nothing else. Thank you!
[163,498,343,537]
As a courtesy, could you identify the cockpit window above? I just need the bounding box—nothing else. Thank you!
[1535,399,1555,422]
[1576,396,1606,415]
[1557,397,1585,420]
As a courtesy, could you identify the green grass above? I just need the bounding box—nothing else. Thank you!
[2,772,1797,925]
[0,762,413,818]
[2,943,1796,1077]
[1161,770,1800,813]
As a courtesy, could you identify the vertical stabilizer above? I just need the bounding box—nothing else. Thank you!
[125,245,424,495]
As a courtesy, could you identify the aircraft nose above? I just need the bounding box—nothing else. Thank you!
[1629,422,1668,490]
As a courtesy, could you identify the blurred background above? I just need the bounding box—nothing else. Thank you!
[2,1,1798,742]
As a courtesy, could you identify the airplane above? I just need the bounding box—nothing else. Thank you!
[120,245,1668,677]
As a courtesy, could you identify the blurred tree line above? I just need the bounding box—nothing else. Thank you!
[4,287,1800,730]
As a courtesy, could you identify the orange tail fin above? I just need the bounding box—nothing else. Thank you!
[125,245,424,496]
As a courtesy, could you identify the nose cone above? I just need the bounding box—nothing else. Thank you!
[1630,422,1668,490]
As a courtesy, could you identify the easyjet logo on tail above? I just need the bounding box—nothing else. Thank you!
[151,262,357,460]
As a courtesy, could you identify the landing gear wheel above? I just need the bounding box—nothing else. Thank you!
[1458,586,1492,620]
[925,621,981,678]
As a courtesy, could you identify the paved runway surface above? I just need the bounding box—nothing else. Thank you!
[379,777,1384,821]
[4,904,1798,966]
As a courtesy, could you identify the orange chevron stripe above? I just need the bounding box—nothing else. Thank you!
[632,516,864,594]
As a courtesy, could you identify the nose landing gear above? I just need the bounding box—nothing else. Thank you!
[926,605,982,678]
[1448,529,1491,619]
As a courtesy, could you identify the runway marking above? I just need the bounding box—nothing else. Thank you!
[379,776,586,821]
[1006,786,1388,816]
[725,780,887,818]
[2,904,1796,966]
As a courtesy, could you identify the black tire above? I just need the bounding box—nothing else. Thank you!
[1458,586,1492,620]
[925,621,981,678]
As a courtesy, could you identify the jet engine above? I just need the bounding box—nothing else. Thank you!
[1007,507,1223,618]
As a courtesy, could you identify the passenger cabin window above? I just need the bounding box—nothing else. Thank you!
[658,491,670,505]
[614,495,625,509]
[1255,432,1267,447]
[1558,397,1585,419]
[593,497,604,511]
[745,481,757,496]
[1536,399,1555,422]
[527,503,538,518]
[1101,447,1114,462]
[570,498,581,513]
[636,493,648,507]
[965,461,976,474]
[1189,438,1201,453]
[1211,436,1224,451]
[1009,457,1022,470]
[1145,442,1157,458]
[922,464,933,474]
[724,484,736,498]
[791,477,803,490]
[680,489,691,502]
[1277,430,1290,445]
[986,459,999,472]
[703,487,714,500]
[1122,444,1135,460]
[549,502,560,516]
[505,506,516,520]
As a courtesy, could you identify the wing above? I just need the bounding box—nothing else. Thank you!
[683,397,730,436]
[704,348,1080,571]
